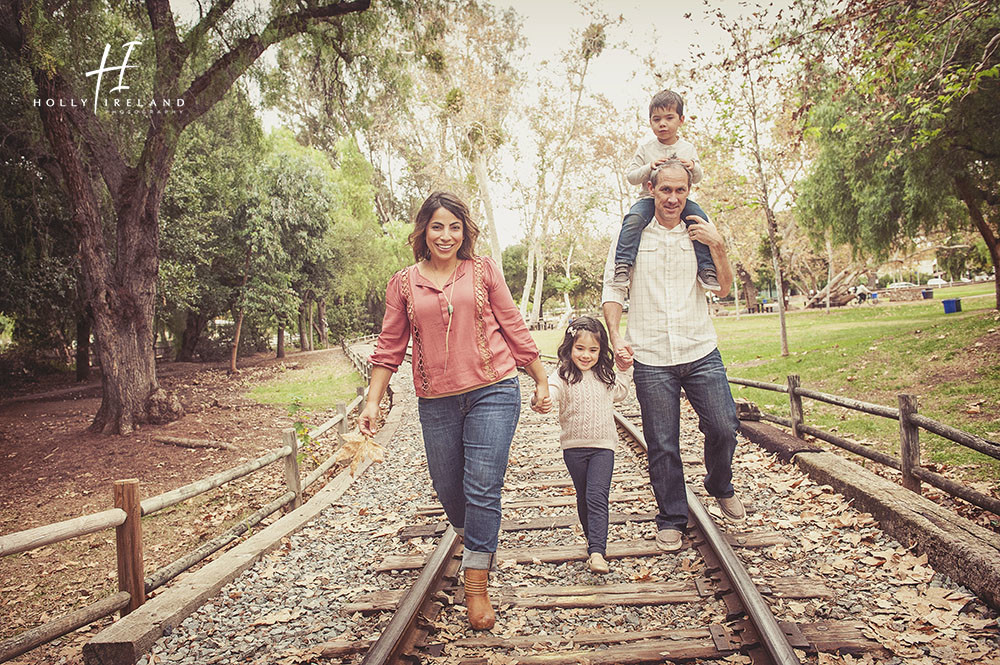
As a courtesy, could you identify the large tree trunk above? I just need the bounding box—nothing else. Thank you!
[229,309,244,374]
[307,299,315,351]
[177,311,205,362]
[276,322,286,359]
[954,175,1000,310]
[298,302,309,351]
[520,236,536,318]
[763,208,788,355]
[556,243,575,331]
[735,263,758,310]
[316,298,328,347]
[530,242,545,325]
[825,233,833,313]
[472,152,504,278]
[35,84,181,433]
[6,0,371,434]
[75,313,90,382]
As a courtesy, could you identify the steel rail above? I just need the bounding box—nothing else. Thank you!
[361,526,462,665]
[614,410,801,665]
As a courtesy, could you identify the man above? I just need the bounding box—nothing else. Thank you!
[602,160,744,552]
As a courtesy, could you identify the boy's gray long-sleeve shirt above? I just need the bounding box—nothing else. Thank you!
[626,137,703,198]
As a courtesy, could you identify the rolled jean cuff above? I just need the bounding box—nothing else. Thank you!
[461,548,497,571]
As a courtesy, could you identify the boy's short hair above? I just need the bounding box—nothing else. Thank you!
[649,89,684,117]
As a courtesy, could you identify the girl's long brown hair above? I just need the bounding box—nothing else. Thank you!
[556,316,616,387]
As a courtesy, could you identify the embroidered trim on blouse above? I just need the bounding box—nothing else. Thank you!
[473,257,498,381]
[399,266,431,394]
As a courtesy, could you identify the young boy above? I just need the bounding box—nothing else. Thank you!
[613,90,720,291]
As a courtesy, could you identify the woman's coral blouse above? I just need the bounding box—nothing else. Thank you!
[369,256,539,398]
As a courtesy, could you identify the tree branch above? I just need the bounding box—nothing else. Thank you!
[177,0,370,128]
[183,0,237,52]
[146,0,186,108]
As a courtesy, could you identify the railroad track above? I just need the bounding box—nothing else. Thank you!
[344,370,887,665]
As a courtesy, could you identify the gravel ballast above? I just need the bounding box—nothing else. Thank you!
[138,358,999,665]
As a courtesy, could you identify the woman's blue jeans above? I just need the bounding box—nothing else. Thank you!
[417,377,520,570]
[632,349,740,532]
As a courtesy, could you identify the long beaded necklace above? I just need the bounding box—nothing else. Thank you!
[441,265,459,372]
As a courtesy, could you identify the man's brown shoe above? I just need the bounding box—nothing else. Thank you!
[655,528,683,552]
[716,495,746,522]
[463,568,495,630]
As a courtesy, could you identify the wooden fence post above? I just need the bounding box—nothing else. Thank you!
[337,402,347,437]
[282,429,302,509]
[114,479,145,615]
[898,394,921,494]
[787,374,803,439]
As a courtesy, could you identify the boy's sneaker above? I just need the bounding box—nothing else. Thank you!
[698,269,722,292]
[655,528,683,552]
[613,263,631,285]
[587,552,610,574]
[716,495,746,522]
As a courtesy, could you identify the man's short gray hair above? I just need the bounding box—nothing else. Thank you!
[649,160,692,188]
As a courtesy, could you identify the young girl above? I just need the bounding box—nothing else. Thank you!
[531,316,631,573]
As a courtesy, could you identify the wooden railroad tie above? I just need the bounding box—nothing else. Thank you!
[377,533,790,572]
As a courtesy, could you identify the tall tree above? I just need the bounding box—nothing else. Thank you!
[714,16,804,356]
[792,0,1000,308]
[0,0,371,433]
[159,83,264,362]
[518,21,608,324]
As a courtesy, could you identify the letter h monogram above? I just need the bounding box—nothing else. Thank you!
[86,41,141,113]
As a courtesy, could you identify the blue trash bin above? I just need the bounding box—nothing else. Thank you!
[921,289,933,299]
[942,298,958,314]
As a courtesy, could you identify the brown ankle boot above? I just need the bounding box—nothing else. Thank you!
[463,568,495,630]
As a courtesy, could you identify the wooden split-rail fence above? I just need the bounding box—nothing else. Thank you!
[0,338,376,664]
[731,373,1000,516]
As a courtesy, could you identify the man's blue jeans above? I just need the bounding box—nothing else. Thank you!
[615,197,715,273]
[417,377,521,570]
[632,349,740,532]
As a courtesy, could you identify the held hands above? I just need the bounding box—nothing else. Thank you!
[684,215,724,250]
[610,333,634,371]
[358,401,381,437]
[530,384,552,414]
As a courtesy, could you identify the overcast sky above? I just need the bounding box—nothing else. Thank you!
[170,0,779,247]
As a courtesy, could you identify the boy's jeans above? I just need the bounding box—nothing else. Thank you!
[417,377,520,570]
[562,447,615,555]
[632,350,740,532]
[615,197,715,273]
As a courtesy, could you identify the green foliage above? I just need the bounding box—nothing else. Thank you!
[159,84,265,345]
[793,2,1000,298]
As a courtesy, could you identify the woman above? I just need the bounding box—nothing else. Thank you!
[359,191,550,630]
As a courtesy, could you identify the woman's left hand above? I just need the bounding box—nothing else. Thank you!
[532,385,552,413]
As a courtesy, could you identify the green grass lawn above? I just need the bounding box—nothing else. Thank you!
[250,356,362,415]
[533,289,1000,485]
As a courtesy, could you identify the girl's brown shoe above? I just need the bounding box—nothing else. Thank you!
[463,568,495,630]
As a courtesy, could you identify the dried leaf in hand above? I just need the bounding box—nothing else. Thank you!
[335,433,386,476]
